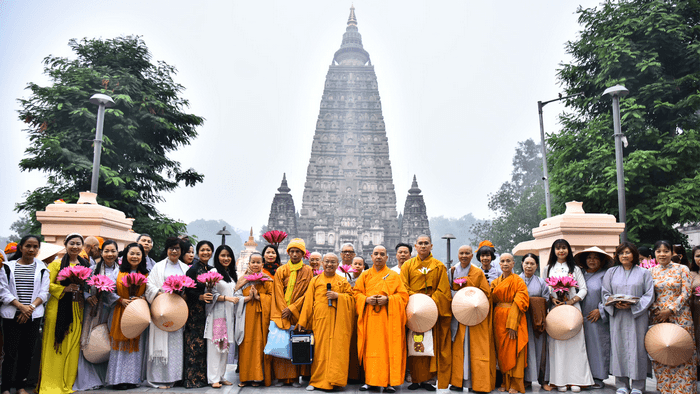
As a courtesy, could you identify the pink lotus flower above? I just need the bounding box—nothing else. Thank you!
[545,275,579,295]
[263,230,288,245]
[162,275,196,294]
[86,274,116,293]
[57,265,93,282]
[338,264,357,274]
[313,269,323,276]
[695,286,700,297]
[305,250,311,260]
[197,271,223,286]
[640,258,658,270]
[122,272,148,287]
[244,273,271,283]
[454,277,467,286]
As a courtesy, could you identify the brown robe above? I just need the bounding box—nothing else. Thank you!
[238,280,274,385]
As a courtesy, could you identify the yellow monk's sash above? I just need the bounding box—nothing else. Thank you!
[284,260,304,305]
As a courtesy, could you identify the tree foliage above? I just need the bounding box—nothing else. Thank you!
[550,0,700,246]
[16,36,204,250]
[471,139,546,254]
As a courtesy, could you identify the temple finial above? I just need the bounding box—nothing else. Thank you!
[348,5,357,27]
[408,175,421,195]
[278,173,291,193]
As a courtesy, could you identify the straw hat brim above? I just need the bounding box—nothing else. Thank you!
[406,293,438,333]
[645,323,694,366]
[573,246,614,267]
[545,305,583,340]
[121,298,151,339]
[451,287,489,326]
[151,293,188,332]
[83,323,111,364]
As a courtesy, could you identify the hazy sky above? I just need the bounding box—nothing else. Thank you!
[0,0,602,237]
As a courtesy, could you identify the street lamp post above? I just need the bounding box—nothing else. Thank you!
[603,85,630,242]
[441,233,456,268]
[537,93,584,218]
[217,226,231,246]
[89,94,115,194]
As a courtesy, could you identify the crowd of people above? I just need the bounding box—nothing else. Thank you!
[0,232,698,394]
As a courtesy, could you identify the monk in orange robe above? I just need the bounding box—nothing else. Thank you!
[449,245,497,392]
[491,253,529,394]
[297,253,354,390]
[354,245,409,392]
[271,238,313,386]
[401,235,452,390]
[237,253,274,386]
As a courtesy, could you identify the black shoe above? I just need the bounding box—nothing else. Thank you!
[360,384,370,391]
[385,386,396,393]
[449,385,463,392]
[408,383,421,390]
[421,383,436,391]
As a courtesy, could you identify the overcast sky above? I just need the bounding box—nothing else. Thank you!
[0,0,602,237]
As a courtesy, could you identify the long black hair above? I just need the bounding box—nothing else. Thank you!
[691,245,700,273]
[196,240,215,261]
[213,245,238,283]
[261,244,281,276]
[10,234,42,261]
[60,233,90,270]
[179,240,193,264]
[95,239,119,274]
[55,233,89,351]
[120,243,149,275]
[546,239,576,277]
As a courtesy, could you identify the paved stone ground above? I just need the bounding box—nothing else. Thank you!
[65,366,669,394]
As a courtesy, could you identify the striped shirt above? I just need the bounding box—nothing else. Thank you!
[14,262,36,305]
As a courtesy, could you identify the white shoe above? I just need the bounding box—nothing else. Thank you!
[571,386,580,393]
[306,385,315,391]
[274,382,285,387]
[293,382,302,388]
[557,387,567,392]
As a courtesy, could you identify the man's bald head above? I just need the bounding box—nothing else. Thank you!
[309,252,322,271]
[499,253,515,274]
[458,245,473,267]
[371,245,388,270]
[84,236,101,259]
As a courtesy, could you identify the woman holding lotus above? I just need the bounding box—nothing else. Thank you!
[106,242,149,388]
[518,253,550,389]
[205,245,240,388]
[38,233,91,394]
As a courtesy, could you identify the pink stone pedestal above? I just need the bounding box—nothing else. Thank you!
[36,192,139,253]
[513,201,625,275]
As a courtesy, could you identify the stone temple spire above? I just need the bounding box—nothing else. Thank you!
[334,5,370,65]
[267,173,298,255]
[400,175,431,244]
[278,173,291,193]
[408,175,421,194]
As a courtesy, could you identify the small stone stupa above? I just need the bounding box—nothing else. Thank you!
[237,227,259,274]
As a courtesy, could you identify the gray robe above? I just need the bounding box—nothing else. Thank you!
[582,269,610,381]
[520,273,550,383]
[601,265,654,380]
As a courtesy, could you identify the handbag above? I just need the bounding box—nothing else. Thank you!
[290,331,314,365]
[407,329,434,357]
[264,321,292,359]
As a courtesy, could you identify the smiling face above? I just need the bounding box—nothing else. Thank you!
[555,244,569,262]
[619,247,634,267]
[323,255,339,276]
[309,253,322,270]
[499,253,514,274]
[586,253,602,272]
[351,257,365,277]
[126,245,143,270]
[458,246,473,267]
[249,255,263,273]
[522,256,537,277]
[102,243,118,264]
[480,252,492,269]
[183,246,195,265]
[656,244,672,266]
[695,249,700,269]
[65,237,84,258]
[219,249,232,268]
[264,247,278,263]
[198,244,213,263]
[167,244,181,261]
[341,246,356,264]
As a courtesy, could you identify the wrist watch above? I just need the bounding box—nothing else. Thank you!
[28,304,36,310]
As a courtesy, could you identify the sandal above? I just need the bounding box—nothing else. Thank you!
[212,383,222,389]
[157,386,172,390]
[221,381,233,386]
[251,382,261,387]
[238,383,248,388]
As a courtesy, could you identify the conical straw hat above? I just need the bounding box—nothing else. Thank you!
[83,323,111,364]
[645,323,694,366]
[121,298,151,339]
[451,287,489,326]
[545,305,583,340]
[574,246,614,267]
[406,293,438,333]
[150,293,188,332]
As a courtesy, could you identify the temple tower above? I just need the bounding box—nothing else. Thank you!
[296,6,400,259]
[267,173,298,253]
[399,175,431,244]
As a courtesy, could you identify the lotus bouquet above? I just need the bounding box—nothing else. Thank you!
[640,258,658,270]
[313,269,323,276]
[122,272,148,298]
[338,264,356,280]
[162,275,196,295]
[453,277,467,289]
[197,271,223,292]
[262,230,288,246]
[244,272,271,284]
[545,275,579,301]
[57,265,93,301]
[87,274,116,293]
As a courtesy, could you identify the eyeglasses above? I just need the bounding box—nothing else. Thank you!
[168,247,181,252]
[341,251,355,254]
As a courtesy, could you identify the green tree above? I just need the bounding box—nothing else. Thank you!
[551,0,700,246]
[9,215,35,242]
[471,139,546,255]
[16,36,204,249]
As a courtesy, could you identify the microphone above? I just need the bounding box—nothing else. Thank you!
[327,283,332,307]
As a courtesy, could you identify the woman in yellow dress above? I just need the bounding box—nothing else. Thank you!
[38,233,91,393]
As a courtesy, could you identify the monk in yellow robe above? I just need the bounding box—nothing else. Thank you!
[491,253,529,394]
[354,245,409,392]
[449,245,497,392]
[401,235,452,390]
[271,238,314,386]
[237,253,274,386]
[297,253,354,390]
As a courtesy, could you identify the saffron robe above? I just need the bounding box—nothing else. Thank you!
[238,280,274,385]
[400,253,452,388]
[297,274,354,389]
[449,264,496,392]
[271,262,313,381]
[491,274,529,393]
[354,265,409,387]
